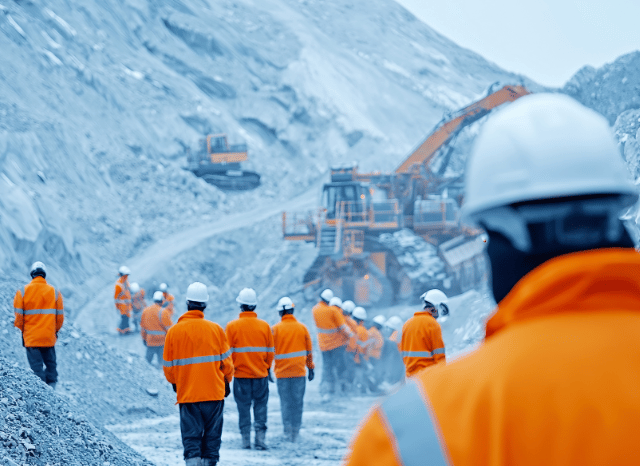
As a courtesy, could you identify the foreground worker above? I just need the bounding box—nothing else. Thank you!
[163,282,233,466]
[13,262,64,388]
[130,282,146,333]
[159,283,175,317]
[312,289,354,399]
[345,94,640,465]
[114,266,133,335]
[141,291,173,367]
[271,297,315,442]
[226,288,274,450]
[400,289,447,377]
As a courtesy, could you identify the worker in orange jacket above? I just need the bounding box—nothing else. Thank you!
[141,291,173,367]
[159,282,175,317]
[400,289,447,378]
[114,266,132,335]
[13,262,64,389]
[367,315,386,389]
[271,297,315,442]
[312,289,354,399]
[163,282,233,466]
[225,288,275,450]
[345,94,640,465]
[130,282,146,333]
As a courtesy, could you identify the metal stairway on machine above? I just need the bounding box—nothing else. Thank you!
[318,227,339,256]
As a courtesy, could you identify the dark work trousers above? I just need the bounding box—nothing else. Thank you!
[233,377,269,434]
[276,377,306,433]
[132,311,142,331]
[145,345,163,365]
[179,400,224,461]
[320,345,347,394]
[26,347,57,384]
[118,313,130,333]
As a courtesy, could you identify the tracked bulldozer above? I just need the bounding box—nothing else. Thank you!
[188,134,261,190]
[283,84,531,306]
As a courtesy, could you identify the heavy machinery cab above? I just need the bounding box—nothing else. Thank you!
[321,182,370,220]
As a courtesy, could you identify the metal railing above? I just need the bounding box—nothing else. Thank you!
[282,209,323,241]
[413,199,459,229]
[336,200,401,228]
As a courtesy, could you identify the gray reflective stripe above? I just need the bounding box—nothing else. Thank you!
[115,299,130,304]
[231,346,275,353]
[14,307,23,314]
[274,350,308,360]
[339,324,353,335]
[317,327,339,334]
[381,380,449,466]
[402,350,443,358]
[22,309,57,315]
[432,347,445,355]
[145,330,166,335]
[164,350,231,367]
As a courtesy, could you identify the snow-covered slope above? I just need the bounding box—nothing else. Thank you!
[0,0,527,319]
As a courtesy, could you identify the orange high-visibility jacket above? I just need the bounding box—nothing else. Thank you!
[400,311,445,377]
[271,314,314,378]
[132,290,146,313]
[345,315,357,332]
[140,303,173,347]
[161,292,175,316]
[345,249,640,466]
[114,276,132,316]
[367,326,384,360]
[163,310,233,403]
[226,311,275,378]
[312,301,354,351]
[14,277,64,347]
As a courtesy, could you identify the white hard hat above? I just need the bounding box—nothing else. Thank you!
[153,290,164,302]
[159,283,168,292]
[236,288,258,306]
[372,315,386,326]
[119,266,131,276]
[385,316,403,331]
[342,300,356,313]
[277,297,295,311]
[329,297,343,308]
[30,261,47,277]
[130,282,140,293]
[421,289,448,307]
[186,282,209,303]
[463,93,637,219]
[352,307,367,320]
[320,289,333,302]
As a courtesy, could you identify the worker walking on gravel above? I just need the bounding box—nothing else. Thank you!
[114,266,133,335]
[312,289,354,400]
[141,291,173,368]
[225,288,275,450]
[271,297,315,442]
[13,261,64,389]
[159,283,175,317]
[400,289,447,378]
[163,282,233,466]
[346,94,640,465]
[130,282,146,333]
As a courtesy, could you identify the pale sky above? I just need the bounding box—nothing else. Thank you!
[395,0,640,87]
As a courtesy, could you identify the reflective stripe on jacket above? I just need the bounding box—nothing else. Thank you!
[345,249,640,466]
[114,276,132,315]
[226,311,275,378]
[13,277,64,347]
[132,290,146,313]
[367,326,384,360]
[312,301,353,351]
[163,310,233,403]
[400,311,445,377]
[140,303,172,347]
[271,314,314,378]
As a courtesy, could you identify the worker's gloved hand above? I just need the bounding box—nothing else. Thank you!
[224,381,231,398]
[267,369,275,383]
[308,368,315,382]
[172,384,177,393]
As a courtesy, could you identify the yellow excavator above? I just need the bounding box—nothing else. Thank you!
[283,84,531,306]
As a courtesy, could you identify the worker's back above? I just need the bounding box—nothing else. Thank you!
[226,311,274,378]
[400,311,445,377]
[312,301,349,351]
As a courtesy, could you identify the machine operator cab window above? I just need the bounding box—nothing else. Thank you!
[322,182,370,220]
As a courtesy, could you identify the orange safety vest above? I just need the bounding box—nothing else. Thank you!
[161,292,175,316]
[367,326,384,360]
[312,301,353,351]
[345,248,640,466]
[140,303,173,347]
[163,310,233,403]
[226,311,275,378]
[271,314,314,378]
[345,315,357,332]
[347,322,370,363]
[132,290,146,313]
[400,311,445,377]
[13,277,64,347]
[114,276,132,316]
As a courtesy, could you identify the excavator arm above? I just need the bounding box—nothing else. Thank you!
[395,85,530,174]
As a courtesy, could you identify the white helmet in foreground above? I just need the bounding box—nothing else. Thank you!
[352,307,367,320]
[236,288,258,306]
[119,265,131,276]
[329,297,343,308]
[30,261,47,278]
[186,282,209,303]
[320,289,333,302]
[421,289,448,307]
[277,297,294,311]
[153,290,164,302]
